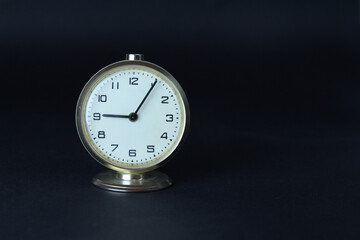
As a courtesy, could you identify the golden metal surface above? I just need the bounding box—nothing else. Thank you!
[92,170,172,192]
[76,58,190,174]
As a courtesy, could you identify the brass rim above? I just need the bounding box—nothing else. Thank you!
[75,60,190,174]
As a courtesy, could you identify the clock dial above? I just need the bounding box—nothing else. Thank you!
[83,66,185,169]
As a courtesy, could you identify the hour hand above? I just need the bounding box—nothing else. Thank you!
[102,114,129,118]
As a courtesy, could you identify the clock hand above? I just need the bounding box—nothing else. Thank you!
[134,79,158,115]
[103,80,158,121]
[102,114,130,118]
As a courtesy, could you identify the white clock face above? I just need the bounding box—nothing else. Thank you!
[83,65,186,170]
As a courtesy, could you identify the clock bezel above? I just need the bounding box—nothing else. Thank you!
[76,59,190,174]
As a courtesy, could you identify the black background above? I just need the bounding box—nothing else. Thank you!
[1,1,360,239]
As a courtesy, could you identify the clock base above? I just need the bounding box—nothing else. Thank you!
[92,170,173,192]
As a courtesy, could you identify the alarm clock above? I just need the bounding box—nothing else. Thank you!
[76,54,190,192]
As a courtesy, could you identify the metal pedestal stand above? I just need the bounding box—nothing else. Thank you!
[92,170,172,192]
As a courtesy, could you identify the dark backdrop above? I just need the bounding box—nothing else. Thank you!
[1,1,360,239]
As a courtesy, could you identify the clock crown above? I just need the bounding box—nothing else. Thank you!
[126,54,144,61]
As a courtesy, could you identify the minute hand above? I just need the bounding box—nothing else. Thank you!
[134,79,158,114]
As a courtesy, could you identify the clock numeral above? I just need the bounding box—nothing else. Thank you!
[93,113,101,120]
[98,131,105,138]
[129,149,136,157]
[111,144,118,152]
[98,95,107,102]
[161,132,168,139]
[147,145,155,153]
[161,96,169,104]
[112,82,120,89]
[166,114,173,122]
[129,77,138,85]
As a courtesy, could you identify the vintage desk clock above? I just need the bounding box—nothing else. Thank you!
[76,54,190,192]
